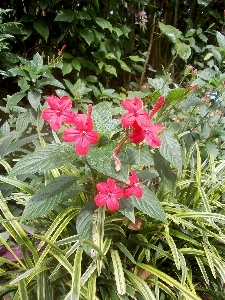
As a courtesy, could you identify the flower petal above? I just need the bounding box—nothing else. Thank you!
[96,182,109,194]
[75,136,90,156]
[41,108,55,121]
[74,114,93,131]
[148,124,165,134]
[62,110,76,124]
[86,130,98,145]
[106,197,119,211]
[121,113,136,127]
[49,115,62,131]
[63,128,80,142]
[47,96,61,110]
[145,132,162,148]
[94,194,108,207]
[136,111,150,128]
[59,96,72,111]
[122,98,138,112]
[129,126,145,144]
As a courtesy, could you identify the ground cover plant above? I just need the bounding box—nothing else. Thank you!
[0,1,225,299]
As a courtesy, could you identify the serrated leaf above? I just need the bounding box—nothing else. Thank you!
[28,90,41,110]
[95,18,112,31]
[6,92,26,110]
[10,143,77,176]
[104,64,117,76]
[80,29,95,45]
[158,22,182,43]
[133,185,167,223]
[54,10,75,22]
[124,269,156,300]
[92,102,120,138]
[21,175,79,220]
[33,19,49,41]
[159,130,182,169]
[86,142,129,183]
[119,197,135,223]
[37,78,65,89]
[16,112,30,134]
[111,250,126,295]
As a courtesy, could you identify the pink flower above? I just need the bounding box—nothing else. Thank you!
[123,170,143,199]
[129,122,164,148]
[41,96,75,130]
[94,178,123,211]
[63,114,98,156]
[149,95,165,120]
[121,96,150,129]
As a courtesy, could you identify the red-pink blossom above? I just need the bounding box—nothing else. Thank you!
[63,114,98,156]
[121,96,150,129]
[41,96,75,130]
[188,84,198,92]
[94,178,123,211]
[129,122,164,148]
[123,170,143,199]
[149,95,165,120]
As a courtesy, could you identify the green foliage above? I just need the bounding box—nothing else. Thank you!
[0,1,225,299]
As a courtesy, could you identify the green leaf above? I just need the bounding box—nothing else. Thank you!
[86,142,129,183]
[6,92,26,110]
[21,175,80,220]
[118,59,131,72]
[71,247,83,299]
[27,90,41,110]
[54,10,75,22]
[72,58,81,71]
[76,201,95,256]
[175,41,191,60]
[10,143,77,176]
[80,29,95,46]
[62,62,73,76]
[124,269,156,300]
[216,31,225,50]
[165,227,180,270]
[137,263,201,300]
[111,250,126,295]
[0,175,36,195]
[129,55,145,62]
[159,130,182,169]
[158,22,182,43]
[104,64,117,77]
[167,88,186,103]
[37,78,65,89]
[113,27,123,37]
[95,18,112,32]
[33,19,49,41]
[133,185,167,223]
[115,243,136,264]
[92,102,120,138]
[16,112,30,134]
[119,197,135,223]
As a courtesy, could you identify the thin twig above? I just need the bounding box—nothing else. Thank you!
[139,12,157,89]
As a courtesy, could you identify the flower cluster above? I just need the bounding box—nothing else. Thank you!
[121,96,165,148]
[41,96,98,156]
[41,94,165,211]
[94,170,143,211]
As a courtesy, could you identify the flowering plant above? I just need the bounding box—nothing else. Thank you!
[9,92,183,259]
